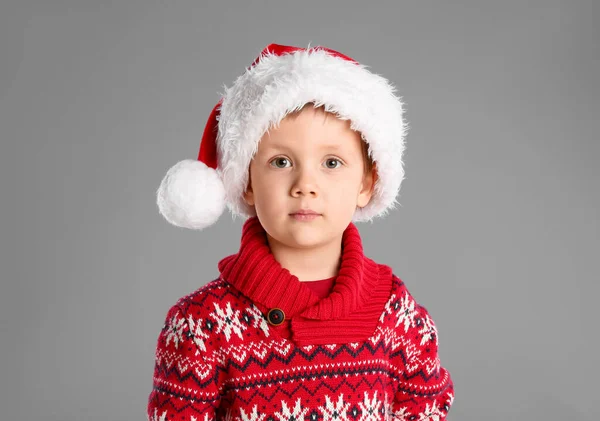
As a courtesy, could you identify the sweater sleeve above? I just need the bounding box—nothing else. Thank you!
[389,288,455,420]
[147,304,223,421]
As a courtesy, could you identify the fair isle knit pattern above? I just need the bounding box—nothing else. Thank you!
[148,218,454,420]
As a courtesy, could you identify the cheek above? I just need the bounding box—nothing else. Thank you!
[253,173,286,202]
[327,173,363,196]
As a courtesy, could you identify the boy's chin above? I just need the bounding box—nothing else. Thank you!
[282,229,339,250]
[288,236,324,250]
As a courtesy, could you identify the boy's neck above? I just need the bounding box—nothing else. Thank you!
[265,232,342,282]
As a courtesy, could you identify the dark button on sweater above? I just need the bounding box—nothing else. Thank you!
[267,308,285,326]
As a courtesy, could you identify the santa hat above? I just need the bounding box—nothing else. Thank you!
[156,43,407,230]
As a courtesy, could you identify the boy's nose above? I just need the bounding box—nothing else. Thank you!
[291,168,319,197]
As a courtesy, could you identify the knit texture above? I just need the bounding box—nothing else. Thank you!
[147,218,454,420]
[217,217,393,345]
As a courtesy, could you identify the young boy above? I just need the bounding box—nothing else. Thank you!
[149,44,454,420]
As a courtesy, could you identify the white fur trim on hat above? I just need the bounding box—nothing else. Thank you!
[156,159,226,230]
[217,47,407,222]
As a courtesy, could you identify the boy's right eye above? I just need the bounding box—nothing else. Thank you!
[270,157,291,168]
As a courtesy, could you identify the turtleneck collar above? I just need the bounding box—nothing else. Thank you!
[217,216,393,345]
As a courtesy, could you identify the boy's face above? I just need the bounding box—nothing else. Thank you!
[243,105,376,250]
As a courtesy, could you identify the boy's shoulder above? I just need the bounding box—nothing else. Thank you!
[157,277,270,351]
[384,270,441,342]
[389,271,416,302]
[167,276,252,317]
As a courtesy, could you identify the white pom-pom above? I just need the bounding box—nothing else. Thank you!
[156,159,226,230]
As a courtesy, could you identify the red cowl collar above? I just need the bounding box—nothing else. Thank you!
[217,217,393,345]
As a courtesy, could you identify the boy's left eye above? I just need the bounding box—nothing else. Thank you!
[324,158,342,169]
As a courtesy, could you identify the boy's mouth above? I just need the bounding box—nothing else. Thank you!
[289,209,322,221]
[290,209,321,216]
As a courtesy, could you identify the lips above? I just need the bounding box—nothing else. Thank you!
[290,210,321,216]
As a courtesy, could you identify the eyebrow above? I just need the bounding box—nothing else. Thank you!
[261,143,345,152]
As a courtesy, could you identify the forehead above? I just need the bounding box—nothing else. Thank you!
[259,105,361,150]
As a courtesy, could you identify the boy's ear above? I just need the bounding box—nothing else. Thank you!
[243,172,255,206]
[357,164,378,209]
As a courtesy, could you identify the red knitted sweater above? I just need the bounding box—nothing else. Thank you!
[147,217,454,420]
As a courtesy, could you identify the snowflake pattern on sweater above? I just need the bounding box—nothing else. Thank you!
[147,275,454,420]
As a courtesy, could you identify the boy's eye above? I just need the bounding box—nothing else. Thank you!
[324,158,342,169]
[270,157,291,168]
[269,157,342,169]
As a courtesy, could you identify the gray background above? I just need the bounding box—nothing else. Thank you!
[1,0,598,420]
